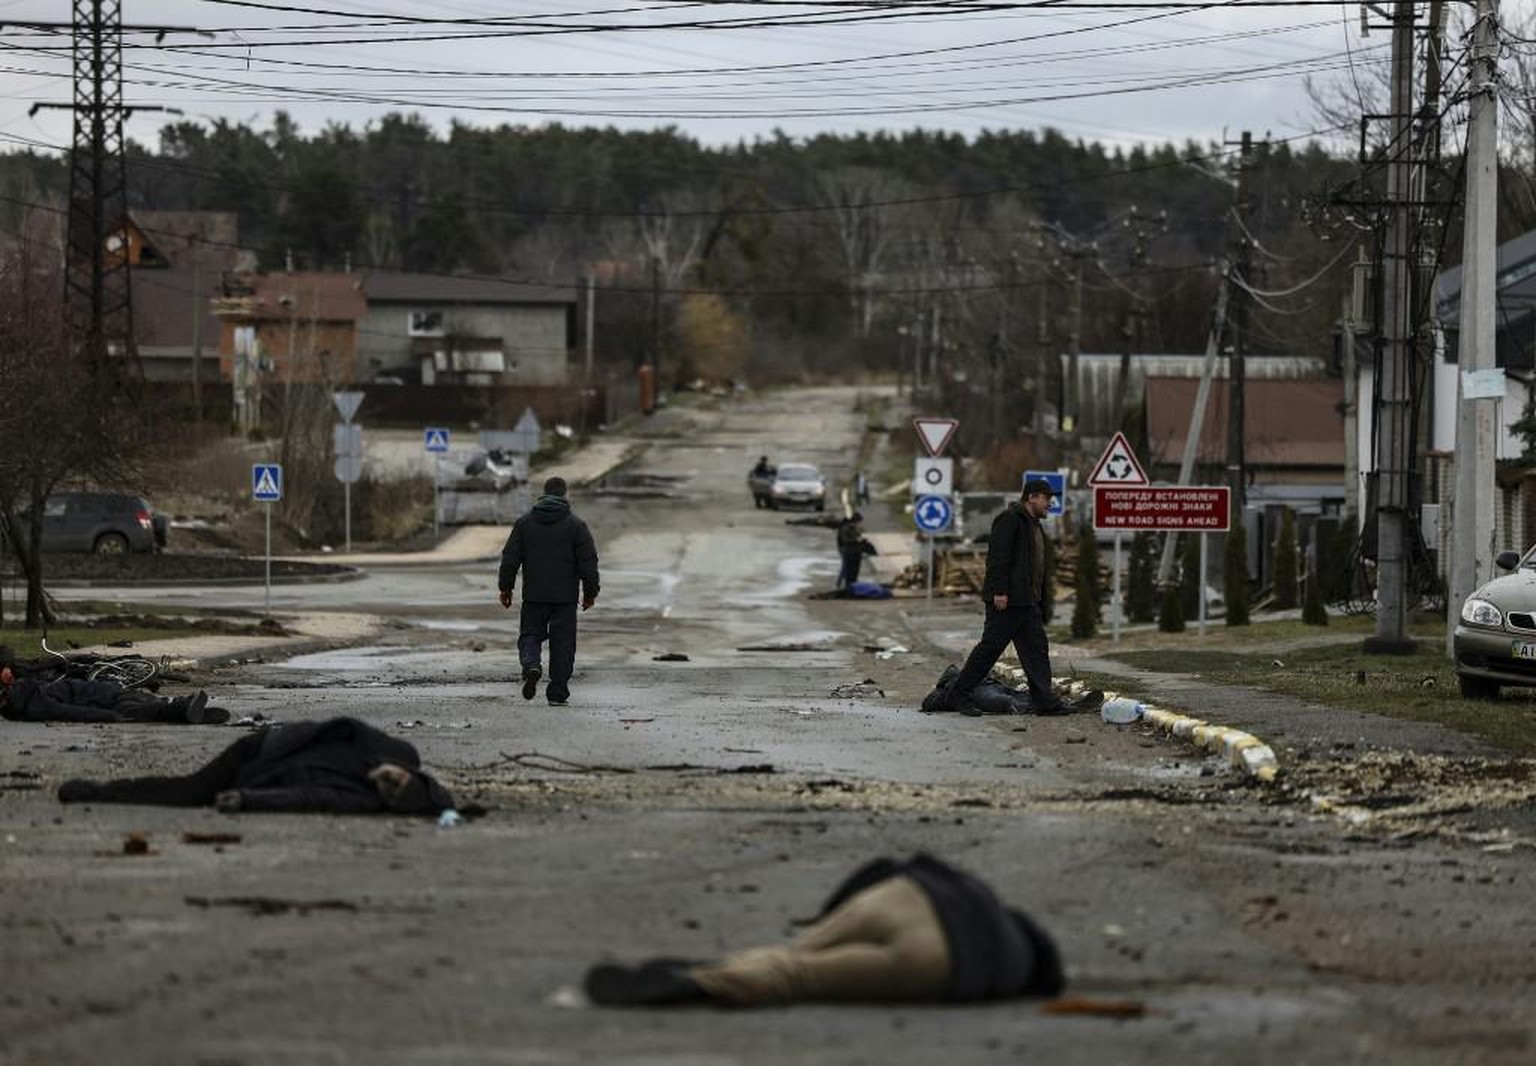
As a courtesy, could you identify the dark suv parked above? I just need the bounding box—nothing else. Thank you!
[21,492,168,554]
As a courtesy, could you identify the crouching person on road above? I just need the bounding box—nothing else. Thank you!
[57,717,456,815]
[584,854,1064,1007]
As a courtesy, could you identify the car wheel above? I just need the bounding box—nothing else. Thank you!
[1457,674,1500,700]
[94,532,129,555]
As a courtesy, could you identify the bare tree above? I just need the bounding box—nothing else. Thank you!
[0,239,146,627]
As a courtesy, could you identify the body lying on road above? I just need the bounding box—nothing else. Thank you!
[57,716,457,815]
[585,854,1064,1007]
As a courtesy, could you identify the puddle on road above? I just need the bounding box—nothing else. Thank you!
[741,556,837,603]
[282,645,459,672]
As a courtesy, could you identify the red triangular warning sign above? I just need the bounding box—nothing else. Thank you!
[1087,431,1149,486]
[912,417,958,457]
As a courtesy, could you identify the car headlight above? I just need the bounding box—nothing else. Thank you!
[1461,598,1504,627]
[772,484,787,495]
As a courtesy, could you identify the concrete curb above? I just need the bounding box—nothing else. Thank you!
[1137,705,1280,783]
[46,567,366,589]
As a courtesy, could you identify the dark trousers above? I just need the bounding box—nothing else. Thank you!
[951,602,1056,709]
[837,550,863,590]
[519,600,579,700]
[83,732,266,805]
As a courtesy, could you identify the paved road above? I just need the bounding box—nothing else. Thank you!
[5,386,1534,1065]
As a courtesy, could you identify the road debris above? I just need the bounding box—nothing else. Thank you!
[184,895,359,917]
[830,679,884,699]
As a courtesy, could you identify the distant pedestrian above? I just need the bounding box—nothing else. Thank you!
[854,470,871,507]
[944,478,1066,716]
[835,511,871,590]
[498,476,600,706]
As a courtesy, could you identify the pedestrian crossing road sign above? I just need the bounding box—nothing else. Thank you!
[913,494,954,534]
[252,463,283,502]
[424,427,451,453]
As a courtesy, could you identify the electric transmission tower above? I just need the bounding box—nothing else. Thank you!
[28,2,187,370]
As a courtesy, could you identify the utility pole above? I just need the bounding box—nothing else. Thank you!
[29,4,188,370]
[1447,0,1500,654]
[648,254,662,386]
[1064,258,1083,438]
[584,273,595,384]
[1366,0,1420,655]
[1228,132,1255,515]
[191,261,203,421]
[1034,280,1049,448]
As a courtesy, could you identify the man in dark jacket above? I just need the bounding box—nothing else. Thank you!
[944,478,1066,716]
[498,476,600,706]
[834,512,870,590]
[56,717,455,814]
[584,853,1064,1006]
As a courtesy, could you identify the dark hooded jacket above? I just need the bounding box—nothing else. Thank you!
[983,501,1047,606]
[232,717,455,814]
[498,494,600,604]
[819,854,1064,1001]
[3,677,155,723]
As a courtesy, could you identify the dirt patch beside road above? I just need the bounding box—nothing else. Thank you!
[24,553,356,584]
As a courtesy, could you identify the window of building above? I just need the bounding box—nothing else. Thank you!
[408,310,445,336]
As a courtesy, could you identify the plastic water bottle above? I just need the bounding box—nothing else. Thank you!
[1101,697,1144,725]
[437,809,463,828]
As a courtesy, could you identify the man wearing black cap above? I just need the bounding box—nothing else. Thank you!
[497,476,600,706]
[945,478,1066,716]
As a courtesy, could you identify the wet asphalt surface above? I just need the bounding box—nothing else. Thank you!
[4,386,1535,1065]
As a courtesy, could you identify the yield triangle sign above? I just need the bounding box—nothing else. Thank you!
[912,417,959,457]
[1088,431,1149,486]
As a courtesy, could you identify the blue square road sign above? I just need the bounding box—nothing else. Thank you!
[252,463,283,502]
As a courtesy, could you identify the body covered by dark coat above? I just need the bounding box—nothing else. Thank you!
[982,502,1047,606]
[3,677,185,724]
[499,495,600,604]
[819,854,1063,1001]
[920,665,1032,715]
[233,717,456,813]
[58,717,456,814]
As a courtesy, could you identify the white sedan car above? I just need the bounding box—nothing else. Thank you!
[768,463,827,511]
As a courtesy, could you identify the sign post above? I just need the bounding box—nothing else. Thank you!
[251,463,283,617]
[1086,432,1150,643]
[424,427,451,539]
[910,418,958,601]
[913,494,953,602]
[333,391,364,552]
[1093,484,1232,638]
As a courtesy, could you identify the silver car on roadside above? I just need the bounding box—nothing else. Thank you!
[767,463,827,511]
[1453,546,1536,698]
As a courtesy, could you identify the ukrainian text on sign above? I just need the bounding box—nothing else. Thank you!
[1093,486,1231,532]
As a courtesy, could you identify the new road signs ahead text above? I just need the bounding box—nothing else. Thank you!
[1093,486,1231,532]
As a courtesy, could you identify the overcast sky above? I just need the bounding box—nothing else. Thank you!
[0,1,1485,157]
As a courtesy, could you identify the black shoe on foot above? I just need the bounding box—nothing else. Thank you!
[584,960,709,1006]
[58,779,103,803]
[1034,701,1072,716]
[547,694,568,707]
[184,689,210,723]
[521,665,541,700]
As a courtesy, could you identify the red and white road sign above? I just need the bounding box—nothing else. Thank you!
[912,417,958,457]
[1087,431,1149,487]
[1093,485,1231,532]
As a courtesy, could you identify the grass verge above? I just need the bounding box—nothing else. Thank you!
[1,624,214,660]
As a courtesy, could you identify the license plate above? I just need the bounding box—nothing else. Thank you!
[1513,642,1536,660]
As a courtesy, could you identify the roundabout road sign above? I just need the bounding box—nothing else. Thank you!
[913,494,954,534]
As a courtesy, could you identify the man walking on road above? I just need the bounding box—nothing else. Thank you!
[944,478,1066,716]
[498,476,600,706]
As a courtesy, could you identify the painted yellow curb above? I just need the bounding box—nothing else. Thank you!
[1139,706,1279,783]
